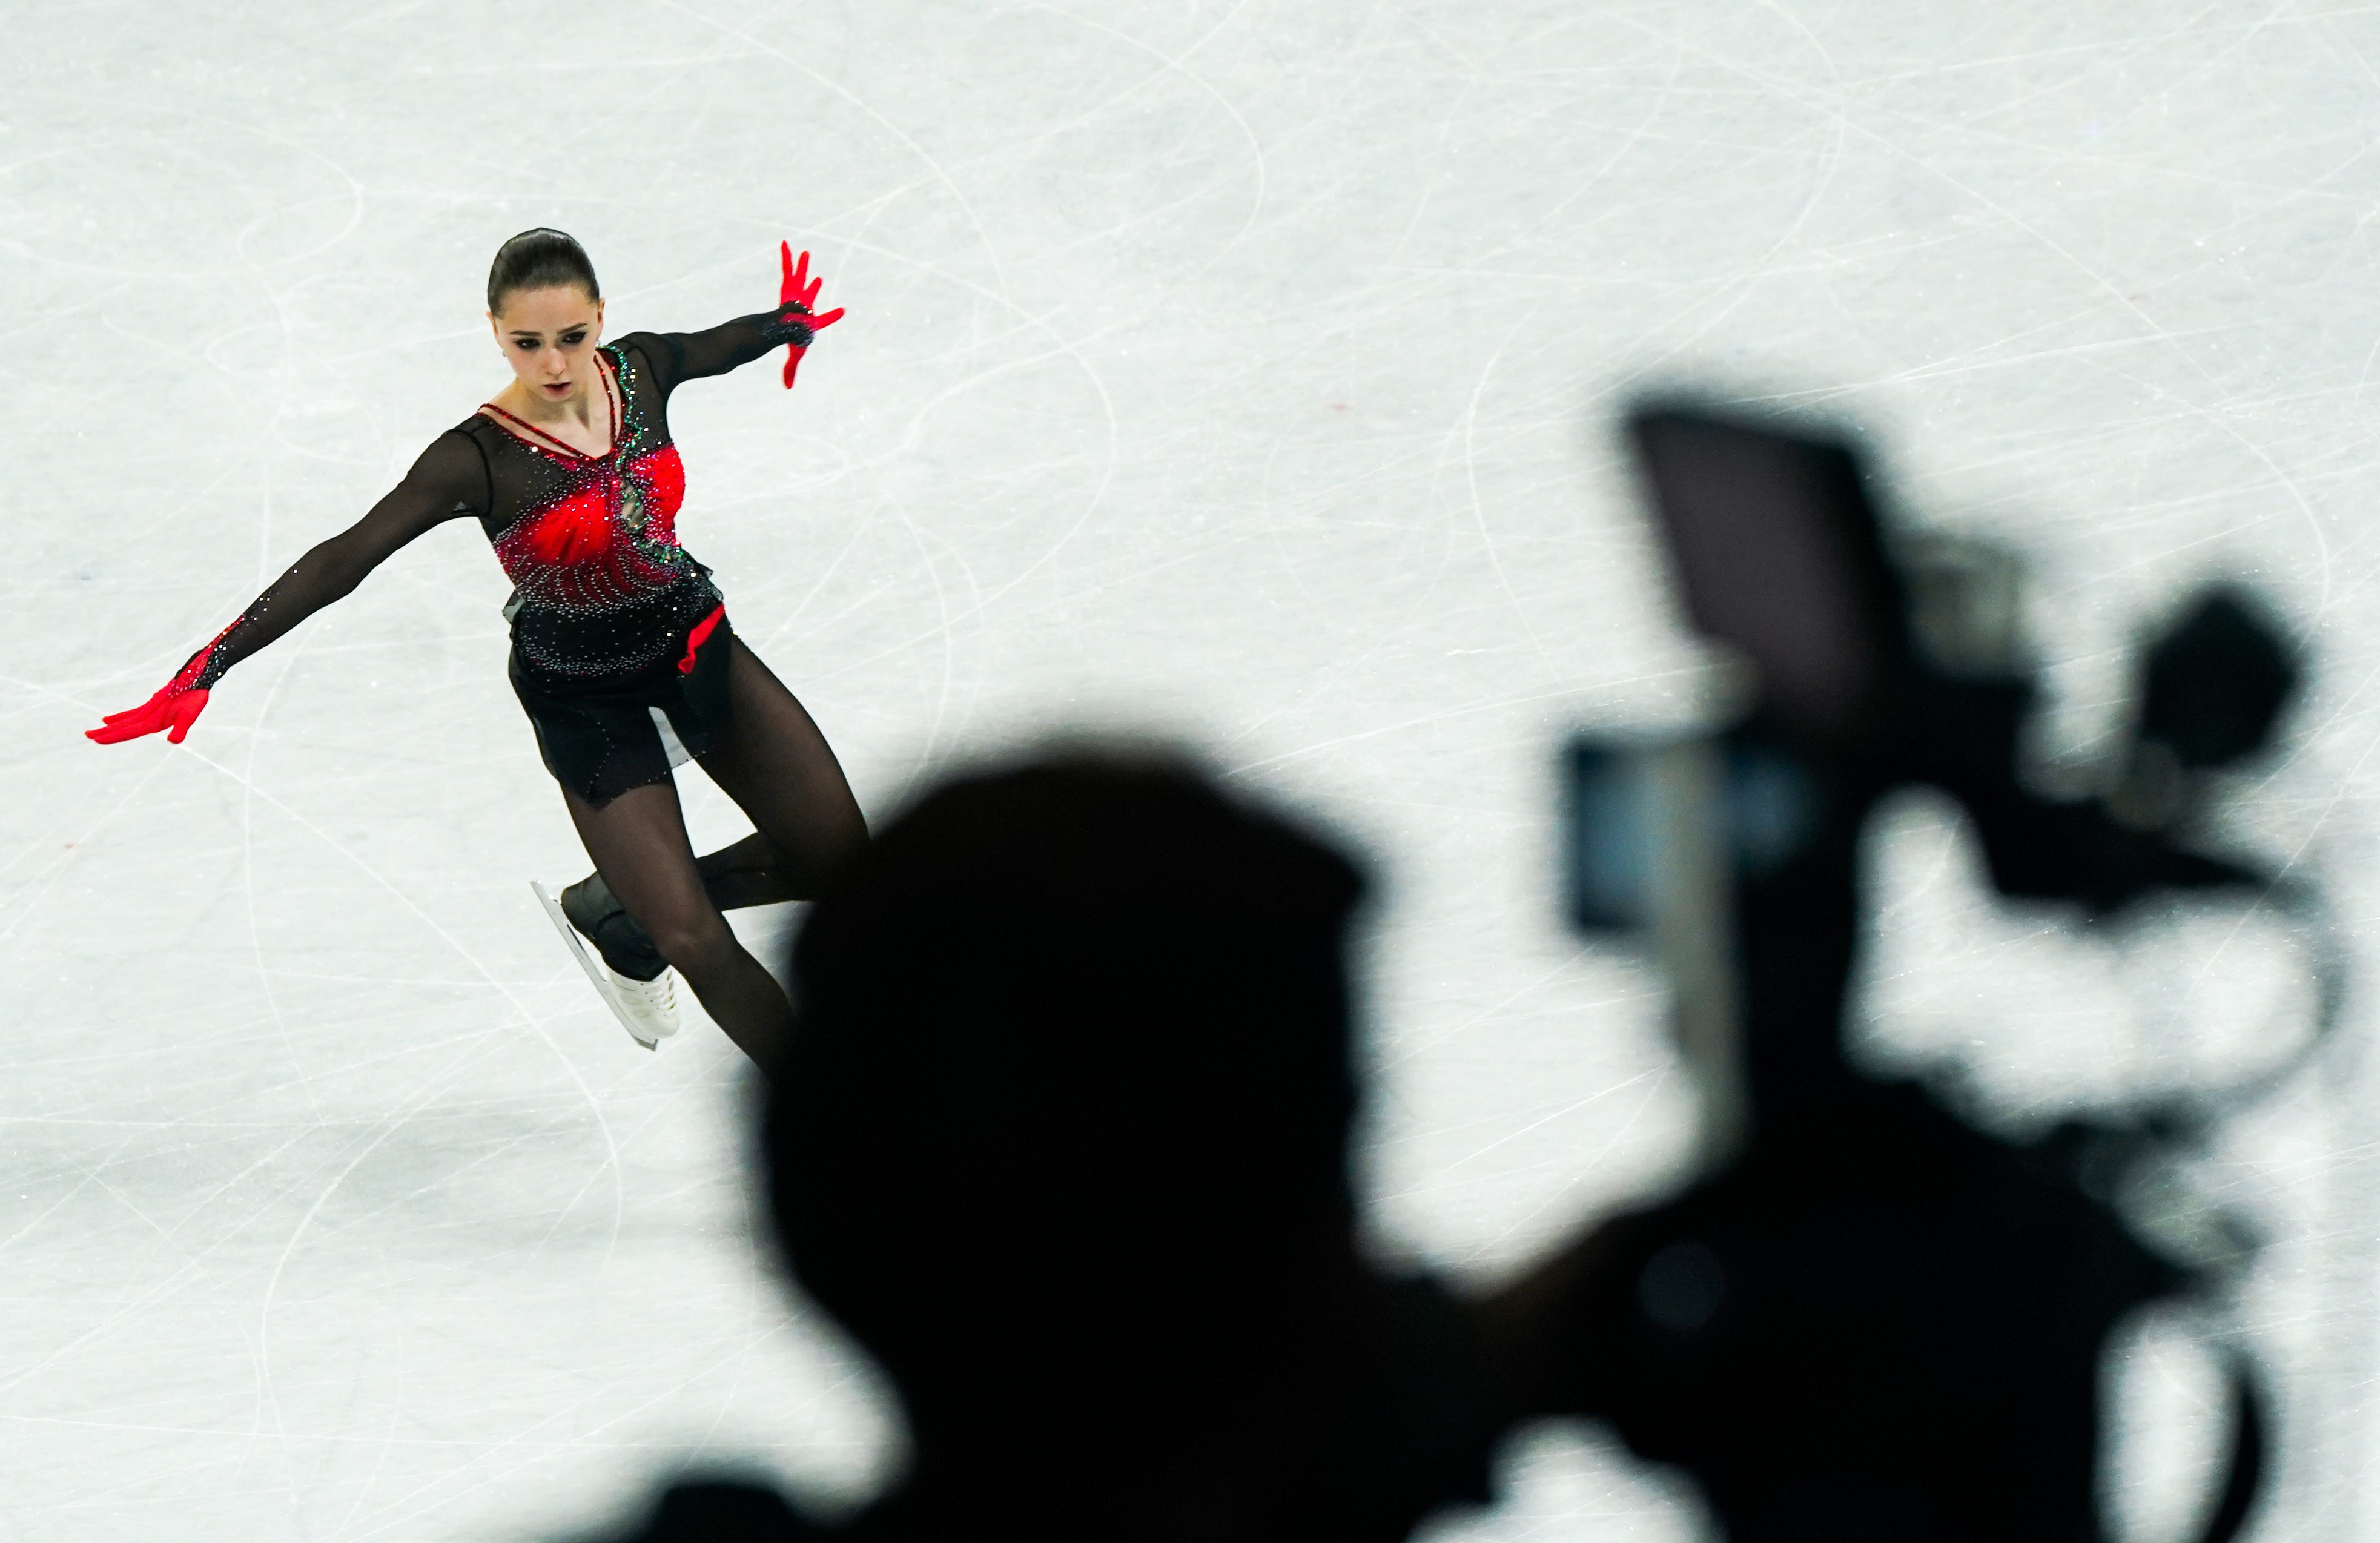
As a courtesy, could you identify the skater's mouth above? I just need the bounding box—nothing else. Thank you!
[541,381,570,394]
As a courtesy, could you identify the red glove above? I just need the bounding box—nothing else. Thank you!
[779,243,846,389]
[88,684,210,745]
[88,624,233,745]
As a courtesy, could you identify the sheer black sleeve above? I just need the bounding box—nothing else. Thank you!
[174,429,491,692]
[618,302,818,398]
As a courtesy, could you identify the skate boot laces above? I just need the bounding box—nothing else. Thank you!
[609,966,681,1043]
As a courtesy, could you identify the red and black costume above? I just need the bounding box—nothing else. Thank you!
[103,301,824,804]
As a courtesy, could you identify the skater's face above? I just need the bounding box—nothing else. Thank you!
[489,285,606,405]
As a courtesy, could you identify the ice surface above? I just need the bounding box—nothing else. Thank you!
[6,2,2378,1538]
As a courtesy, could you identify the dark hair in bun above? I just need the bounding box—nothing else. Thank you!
[487,228,600,314]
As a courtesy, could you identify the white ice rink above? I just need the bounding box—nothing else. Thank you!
[7,2,2379,1538]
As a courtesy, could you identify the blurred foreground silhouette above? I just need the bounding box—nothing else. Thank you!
[1532,402,2313,1541]
[580,753,1504,1542]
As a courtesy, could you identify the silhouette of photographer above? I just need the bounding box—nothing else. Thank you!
[579,750,1504,1542]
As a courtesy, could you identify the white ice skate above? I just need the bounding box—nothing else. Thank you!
[531,880,681,1050]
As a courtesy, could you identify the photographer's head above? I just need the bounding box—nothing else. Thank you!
[768,749,1366,1449]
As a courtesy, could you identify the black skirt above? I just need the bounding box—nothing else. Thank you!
[509,600,737,807]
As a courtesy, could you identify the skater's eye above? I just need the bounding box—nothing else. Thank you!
[560,329,587,346]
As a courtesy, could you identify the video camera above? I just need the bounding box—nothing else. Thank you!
[1549,403,2324,1542]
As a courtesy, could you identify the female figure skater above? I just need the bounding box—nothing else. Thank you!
[87,229,865,1071]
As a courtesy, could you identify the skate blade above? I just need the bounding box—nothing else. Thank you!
[531,880,660,1051]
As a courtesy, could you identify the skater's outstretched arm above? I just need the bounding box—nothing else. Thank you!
[87,431,491,745]
[626,244,845,395]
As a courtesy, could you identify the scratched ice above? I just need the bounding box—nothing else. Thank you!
[4,3,2377,1539]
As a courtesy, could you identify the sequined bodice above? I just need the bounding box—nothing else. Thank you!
[487,431,692,611]
[463,342,718,680]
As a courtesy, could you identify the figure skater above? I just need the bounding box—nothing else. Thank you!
[87,229,866,1072]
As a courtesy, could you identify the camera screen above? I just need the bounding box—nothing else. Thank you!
[1628,407,1903,739]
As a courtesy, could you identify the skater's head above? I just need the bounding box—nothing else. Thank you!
[488,226,600,314]
[768,747,1367,1425]
[486,228,605,403]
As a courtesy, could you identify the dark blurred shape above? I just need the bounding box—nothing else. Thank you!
[1900,534,2029,679]
[2140,586,2298,773]
[577,752,1501,1542]
[1518,401,2300,1542]
[605,1479,809,1542]
[1558,1084,2198,1542]
[2106,586,2301,833]
[1628,409,1905,745]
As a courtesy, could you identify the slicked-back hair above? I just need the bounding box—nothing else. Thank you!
[486,228,600,315]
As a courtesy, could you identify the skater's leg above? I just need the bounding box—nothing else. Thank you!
[697,831,808,910]
[695,636,868,881]
[560,830,794,983]
[561,778,793,1070]
[561,639,864,975]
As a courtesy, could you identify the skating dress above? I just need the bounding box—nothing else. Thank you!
[161,309,816,805]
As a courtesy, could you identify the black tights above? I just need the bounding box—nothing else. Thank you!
[562,637,865,1071]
